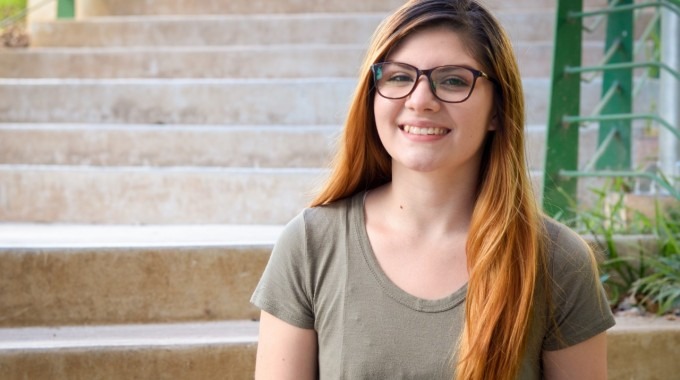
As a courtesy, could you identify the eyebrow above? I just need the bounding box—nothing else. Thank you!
[385,61,483,71]
[382,55,484,71]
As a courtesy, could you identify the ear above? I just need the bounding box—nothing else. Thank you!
[487,113,499,131]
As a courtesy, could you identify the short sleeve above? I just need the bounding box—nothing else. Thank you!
[542,222,616,351]
[250,211,315,329]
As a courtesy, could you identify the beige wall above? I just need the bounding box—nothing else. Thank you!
[27,0,56,25]
[76,0,112,18]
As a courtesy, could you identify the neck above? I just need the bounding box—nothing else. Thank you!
[370,164,480,234]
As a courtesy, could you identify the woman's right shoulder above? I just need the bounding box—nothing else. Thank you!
[277,195,356,249]
[303,196,353,226]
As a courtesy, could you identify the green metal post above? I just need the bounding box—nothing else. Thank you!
[57,0,75,19]
[542,0,583,218]
[596,0,633,170]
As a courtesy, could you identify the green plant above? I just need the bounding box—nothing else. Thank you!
[0,0,27,7]
[0,0,26,23]
[656,208,680,256]
[633,255,680,314]
[563,179,680,314]
[0,0,26,13]
[632,206,680,314]
[565,179,650,308]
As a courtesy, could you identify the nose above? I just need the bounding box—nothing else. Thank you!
[405,75,440,112]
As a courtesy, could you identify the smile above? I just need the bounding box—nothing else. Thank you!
[400,125,450,136]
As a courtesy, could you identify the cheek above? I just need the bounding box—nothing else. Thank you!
[373,96,386,124]
[454,99,495,132]
[373,95,399,124]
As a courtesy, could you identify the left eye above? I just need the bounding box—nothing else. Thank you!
[387,74,414,83]
[439,77,468,87]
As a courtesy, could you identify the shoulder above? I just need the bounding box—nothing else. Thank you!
[302,195,353,228]
[271,194,358,276]
[540,217,603,305]
[297,194,358,246]
[252,196,356,327]
[276,195,354,249]
[539,218,616,349]
[542,217,596,273]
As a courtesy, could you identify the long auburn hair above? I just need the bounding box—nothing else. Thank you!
[311,0,544,378]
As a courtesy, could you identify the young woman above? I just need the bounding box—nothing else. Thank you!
[251,0,615,378]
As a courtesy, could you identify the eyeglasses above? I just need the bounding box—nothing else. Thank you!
[371,61,492,103]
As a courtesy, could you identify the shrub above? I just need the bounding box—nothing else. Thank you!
[564,179,680,315]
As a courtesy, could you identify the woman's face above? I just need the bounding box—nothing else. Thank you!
[373,26,496,178]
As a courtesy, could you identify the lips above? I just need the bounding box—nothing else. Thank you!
[400,124,450,136]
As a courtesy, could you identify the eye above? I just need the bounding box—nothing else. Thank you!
[386,72,415,83]
[439,76,469,88]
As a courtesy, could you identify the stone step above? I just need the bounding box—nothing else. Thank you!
[0,42,608,79]
[0,124,338,169]
[0,78,606,126]
[0,123,658,170]
[0,45,365,79]
[0,166,322,224]
[76,0,407,16]
[0,123,534,170]
[0,166,539,224]
[0,123,549,169]
[74,0,609,17]
[4,77,658,127]
[29,11,629,49]
[29,14,386,48]
[0,317,677,379]
[0,223,667,328]
[0,78,353,125]
[6,122,661,173]
[0,320,258,379]
[607,316,680,380]
[0,224,281,326]
[0,163,642,224]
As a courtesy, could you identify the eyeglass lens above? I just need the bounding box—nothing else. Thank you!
[372,62,478,103]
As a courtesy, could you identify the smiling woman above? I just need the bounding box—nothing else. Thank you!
[251,1,616,379]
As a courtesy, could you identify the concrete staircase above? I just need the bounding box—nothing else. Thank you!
[0,224,273,378]
[0,0,677,378]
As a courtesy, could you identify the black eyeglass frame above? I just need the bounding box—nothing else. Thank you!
[370,61,494,104]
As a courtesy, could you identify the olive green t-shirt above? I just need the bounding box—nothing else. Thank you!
[251,192,615,379]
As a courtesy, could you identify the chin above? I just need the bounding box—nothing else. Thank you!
[396,161,444,173]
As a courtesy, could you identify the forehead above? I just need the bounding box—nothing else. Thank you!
[385,26,480,68]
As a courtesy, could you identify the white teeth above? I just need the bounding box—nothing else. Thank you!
[402,125,448,135]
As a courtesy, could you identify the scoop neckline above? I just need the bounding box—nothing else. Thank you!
[352,191,467,313]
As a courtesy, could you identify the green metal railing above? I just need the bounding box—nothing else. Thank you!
[542,0,680,218]
[57,0,74,18]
